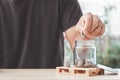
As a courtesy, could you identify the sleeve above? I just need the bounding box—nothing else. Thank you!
[60,0,83,32]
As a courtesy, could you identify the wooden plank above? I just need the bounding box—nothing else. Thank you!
[56,67,104,76]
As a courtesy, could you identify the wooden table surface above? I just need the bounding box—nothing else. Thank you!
[0,69,120,80]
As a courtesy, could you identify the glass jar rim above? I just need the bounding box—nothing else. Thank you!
[75,40,95,46]
[75,40,95,43]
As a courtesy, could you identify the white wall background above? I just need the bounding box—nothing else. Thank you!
[78,0,120,35]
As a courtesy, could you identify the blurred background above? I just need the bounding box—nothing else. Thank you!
[64,0,120,68]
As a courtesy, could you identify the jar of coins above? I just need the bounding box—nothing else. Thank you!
[74,40,96,68]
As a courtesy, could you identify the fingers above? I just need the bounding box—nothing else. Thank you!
[83,13,93,32]
[90,15,99,32]
[75,12,105,40]
[90,20,103,36]
[84,31,95,39]
[83,13,105,39]
[98,24,105,36]
[75,32,93,40]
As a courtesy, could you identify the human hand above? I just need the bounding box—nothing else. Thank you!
[75,13,105,40]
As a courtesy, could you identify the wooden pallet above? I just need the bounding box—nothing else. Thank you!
[56,67,104,76]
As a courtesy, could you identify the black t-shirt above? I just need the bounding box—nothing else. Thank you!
[0,0,82,68]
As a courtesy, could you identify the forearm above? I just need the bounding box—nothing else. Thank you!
[65,26,82,51]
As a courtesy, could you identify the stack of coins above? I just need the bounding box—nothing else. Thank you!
[75,59,96,68]
[64,60,70,67]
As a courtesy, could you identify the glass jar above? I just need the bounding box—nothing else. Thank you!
[74,40,96,68]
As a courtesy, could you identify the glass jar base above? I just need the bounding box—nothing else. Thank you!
[75,64,97,68]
